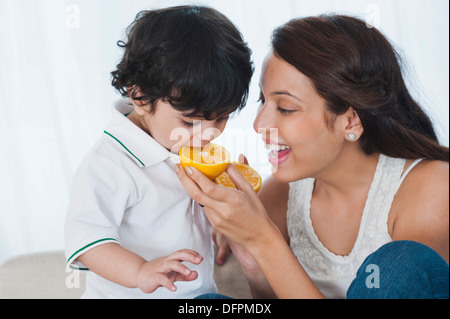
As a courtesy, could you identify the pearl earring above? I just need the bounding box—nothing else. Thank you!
[348,133,357,141]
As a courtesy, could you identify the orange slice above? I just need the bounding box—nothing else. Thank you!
[215,162,262,193]
[179,143,230,180]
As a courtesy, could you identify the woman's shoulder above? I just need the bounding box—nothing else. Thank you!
[394,159,448,208]
[390,159,449,261]
[402,159,448,190]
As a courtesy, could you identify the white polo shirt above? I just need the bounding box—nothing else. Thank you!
[65,99,217,299]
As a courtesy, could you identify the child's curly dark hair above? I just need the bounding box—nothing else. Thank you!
[111,5,254,120]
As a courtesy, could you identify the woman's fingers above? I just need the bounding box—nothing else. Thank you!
[176,164,217,206]
[186,166,229,200]
[176,164,230,203]
[177,162,254,200]
[238,153,249,165]
[213,229,231,265]
[225,163,255,194]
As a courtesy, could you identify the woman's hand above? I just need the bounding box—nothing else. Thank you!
[176,158,301,298]
[176,162,277,252]
[212,229,230,265]
[213,227,261,272]
[176,159,323,298]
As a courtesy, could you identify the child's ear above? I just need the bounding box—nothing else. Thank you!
[127,86,152,115]
[130,99,152,116]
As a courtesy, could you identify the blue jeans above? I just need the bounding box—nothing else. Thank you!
[196,241,449,299]
[195,293,233,299]
[347,240,449,299]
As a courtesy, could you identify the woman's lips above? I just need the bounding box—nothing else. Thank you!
[265,143,291,166]
[268,148,291,165]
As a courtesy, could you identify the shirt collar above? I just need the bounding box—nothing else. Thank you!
[104,99,178,168]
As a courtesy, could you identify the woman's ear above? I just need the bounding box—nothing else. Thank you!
[127,86,151,115]
[343,107,364,141]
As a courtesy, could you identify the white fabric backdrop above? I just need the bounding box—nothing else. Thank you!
[0,0,448,264]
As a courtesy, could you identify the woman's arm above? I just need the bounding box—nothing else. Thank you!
[390,160,449,263]
[250,225,324,298]
[176,163,325,298]
[236,176,290,298]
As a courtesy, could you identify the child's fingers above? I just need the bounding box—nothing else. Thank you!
[159,263,200,292]
[178,270,198,282]
[169,249,203,264]
[160,259,194,277]
[155,273,177,292]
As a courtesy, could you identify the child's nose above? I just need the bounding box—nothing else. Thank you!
[203,127,220,141]
[191,122,222,147]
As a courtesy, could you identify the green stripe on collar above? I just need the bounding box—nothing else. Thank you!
[104,131,146,167]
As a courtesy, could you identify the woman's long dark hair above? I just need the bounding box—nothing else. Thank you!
[272,15,448,162]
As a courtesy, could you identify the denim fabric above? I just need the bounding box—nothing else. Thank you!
[195,241,449,299]
[347,240,449,299]
[194,293,233,299]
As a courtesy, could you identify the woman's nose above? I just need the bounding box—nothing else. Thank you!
[253,103,274,135]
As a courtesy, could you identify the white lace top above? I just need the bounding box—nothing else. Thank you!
[287,154,421,299]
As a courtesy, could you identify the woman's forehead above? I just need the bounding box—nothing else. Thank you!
[260,53,314,98]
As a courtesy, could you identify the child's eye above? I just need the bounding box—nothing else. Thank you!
[257,98,265,104]
[276,107,297,115]
[180,118,203,128]
[182,120,195,127]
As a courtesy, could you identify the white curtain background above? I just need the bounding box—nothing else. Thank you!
[0,0,448,264]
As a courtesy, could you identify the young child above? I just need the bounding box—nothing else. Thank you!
[65,5,253,298]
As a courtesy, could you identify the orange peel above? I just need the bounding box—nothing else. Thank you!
[179,143,230,180]
[215,162,262,193]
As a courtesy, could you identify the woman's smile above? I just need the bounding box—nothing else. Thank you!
[265,142,292,166]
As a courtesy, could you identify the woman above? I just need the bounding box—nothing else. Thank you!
[176,15,449,299]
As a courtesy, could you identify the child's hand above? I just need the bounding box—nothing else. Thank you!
[136,249,203,293]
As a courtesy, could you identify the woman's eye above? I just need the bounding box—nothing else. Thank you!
[276,107,297,115]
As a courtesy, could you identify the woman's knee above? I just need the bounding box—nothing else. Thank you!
[194,293,233,299]
[347,240,449,299]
